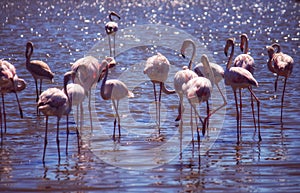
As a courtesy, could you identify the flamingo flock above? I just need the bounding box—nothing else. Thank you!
[0,11,295,163]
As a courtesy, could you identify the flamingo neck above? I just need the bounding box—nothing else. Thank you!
[243,38,249,54]
[100,63,109,100]
[226,42,234,69]
[25,43,33,63]
[267,48,276,74]
[188,41,196,70]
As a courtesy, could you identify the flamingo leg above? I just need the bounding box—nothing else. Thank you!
[248,87,261,141]
[280,78,287,123]
[190,104,194,144]
[250,86,257,133]
[112,100,120,140]
[0,98,2,138]
[88,90,93,131]
[108,35,112,57]
[175,94,183,121]
[158,82,162,130]
[56,117,61,164]
[275,75,279,92]
[208,83,227,117]
[239,88,242,135]
[117,100,121,137]
[39,79,43,96]
[66,115,69,155]
[2,93,6,133]
[76,104,81,154]
[152,82,158,127]
[80,102,83,131]
[35,79,39,102]
[43,116,49,163]
[233,88,240,144]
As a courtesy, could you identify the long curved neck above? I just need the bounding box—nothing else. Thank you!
[243,37,248,54]
[100,63,109,100]
[188,41,196,70]
[109,12,120,21]
[63,74,71,109]
[226,41,235,69]
[25,43,33,63]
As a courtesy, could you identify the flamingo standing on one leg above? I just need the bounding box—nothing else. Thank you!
[25,42,54,103]
[100,57,134,140]
[105,11,121,57]
[174,39,198,122]
[224,38,261,144]
[63,71,85,154]
[0,60,25,133]
[38,87,71,164]
[267,43,293,123]
[144,53,175,131]
[232,34,257,130]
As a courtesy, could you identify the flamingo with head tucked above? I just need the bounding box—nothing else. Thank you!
[100,57,134,140]
[224,38,261,144]
[267,43,294,122]
[38,86,71,163]
[0,60,25,133]
[25,42,54,104]
[144,53,175,131]
[105,11,121,57]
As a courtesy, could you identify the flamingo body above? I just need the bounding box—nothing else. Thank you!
[144,53,170,83]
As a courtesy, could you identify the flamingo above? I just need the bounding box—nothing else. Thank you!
[100,57,134,140]
[182,56,213,145]
[25,42,54,104]
[174,39,198,121]
[0,60,25,133]
[63,71,85,153]
[267,43,294,122]
[38,87,71,163]
[144,53,175,131]
[105,11,121,57]
[71,56,109,129]
[224,38,261,143]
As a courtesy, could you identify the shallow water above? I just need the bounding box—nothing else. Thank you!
[0,0,299,192]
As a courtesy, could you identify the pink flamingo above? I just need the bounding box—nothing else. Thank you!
[224,38,261,143]
[105,11,121,57]
[233,34,256,130]
[267,43,294,122]
[0,60,25,133]
[174,39,198,121]
[182,55,215,145]
[144,53,175,131]
[25,42,54,103]
[100,57,134,140]
[63,71,85,153]
[38,87,71,163]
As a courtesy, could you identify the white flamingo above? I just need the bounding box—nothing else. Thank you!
[267,43,294,122]
[0,60,25,133]
[233,34,256,130]
[63,71,85,153]
[105,11,121,57]
[224,38,261,143]
[174,39,198,121]
[182,55,214,145]
[25,42,54,103]
[100,57,134,140]
[71,56,112,129]
[38,87,71,163]
[144,53,175,131]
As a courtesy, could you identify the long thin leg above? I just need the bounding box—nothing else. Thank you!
[175,95,183,121]
[66,115,69,155]
[239,88,242,136]
[158,82,162,130]
[112,100,118,140]
[39,79,43,96]
[206,100,209,131]
[152,82,158,127]
[248,87,261,141]
[0,97,2,139]
[280,78,287,123]
[250,86,257,132]
[43,116,48,163]
[76,104,81,154]
[88,90,93,131]
[116,100,121,137]
[14,91,23,118]
[2,93,6,133]
[35,79,39,102]
[80,102,83,130]
[233,89,240,144]
[208,83,227,117]
[56,117,61,164]
[108,35,112,57]
[275,75,279,92]
[190,104,194,144]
